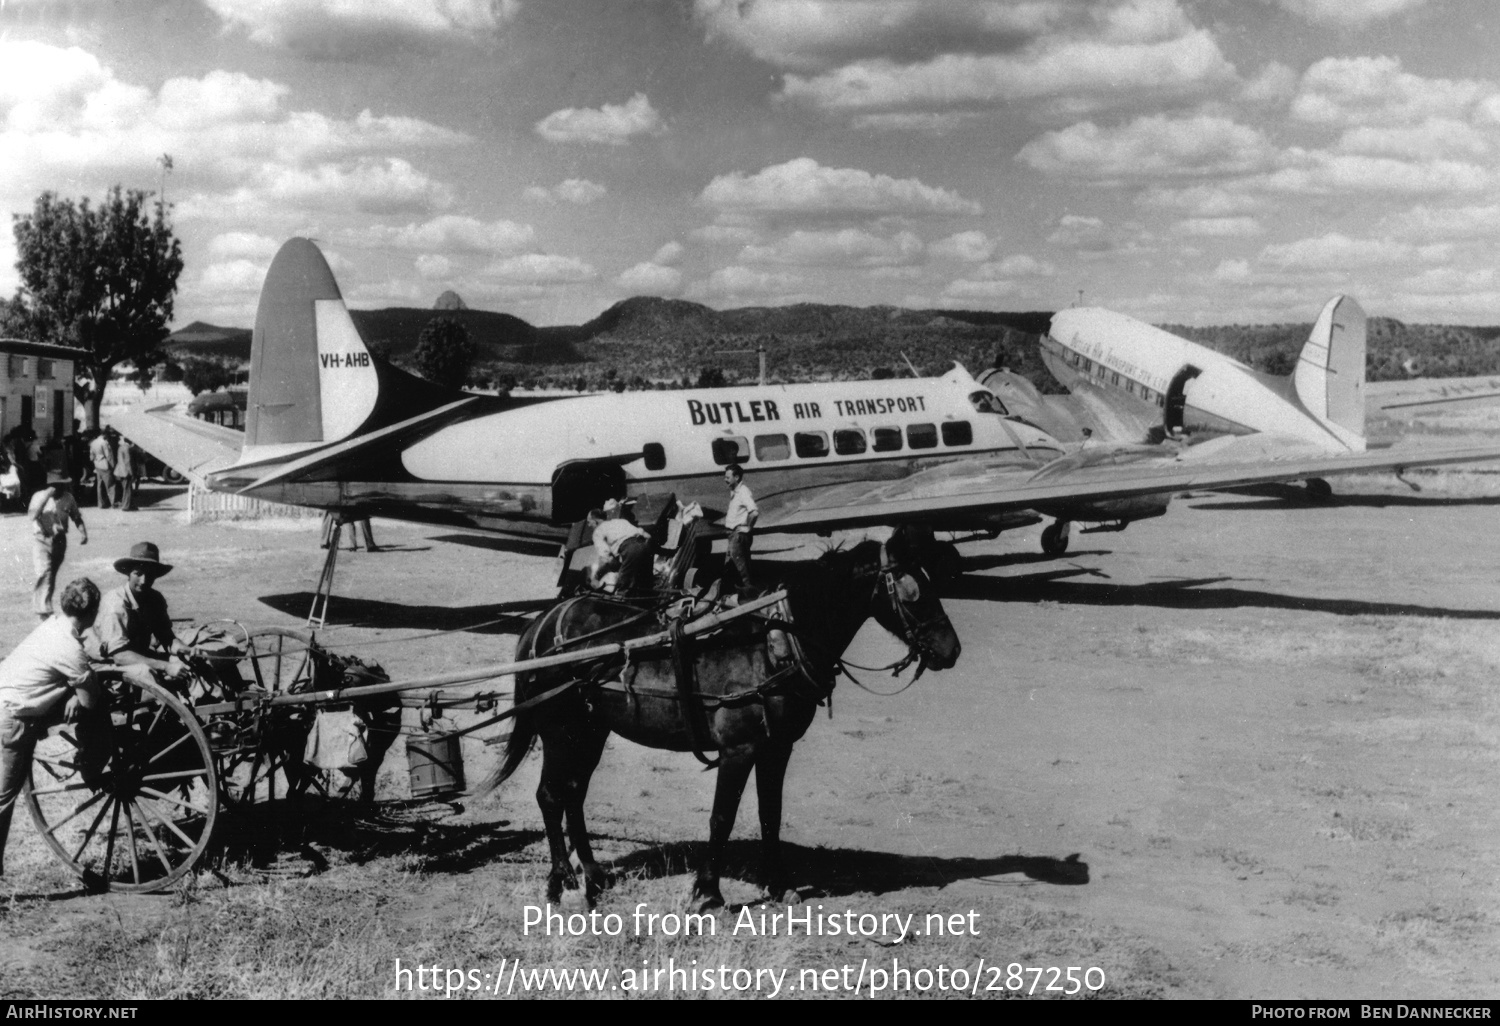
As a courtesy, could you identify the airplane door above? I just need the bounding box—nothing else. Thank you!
[551,459,625,524]
[1164,365,1202,436]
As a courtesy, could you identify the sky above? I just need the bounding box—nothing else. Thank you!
[2,0,1499,330]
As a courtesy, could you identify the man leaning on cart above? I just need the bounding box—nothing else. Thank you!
[0,578,110,880]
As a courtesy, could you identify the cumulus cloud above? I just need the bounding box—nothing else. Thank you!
[1016,114,1273,179]
[651,241,685,266]
[204,0,519,57]
[535,93,665,146]
[1264,0,1430,28]
[259,158,454,214]
[693,0,1069,72]
[699,157,979,218]
[1258,232,1449,270]
[205,231,282,262]
[1291,56,1491,127]
[1213,259,1252,283]
[353,215,534,253]
[686,265,807,304]
[523,178,608,205]
[689,224,762,245]
[1137,184,1266,216]
[1239,62,1297,106]
[1387,203,1500,241]
[616,262,683,294]
[1336,119,1491,160]
[416,253,453,279]
[1257,150,1492,195]
[941,279,1020,302]
[739,228,923,267]
[979,254,1057,277]
[482,253,598,284]
[778,26,1235,117]
[929,231,996,262]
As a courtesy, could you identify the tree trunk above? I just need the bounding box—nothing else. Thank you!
[75,363,108,433]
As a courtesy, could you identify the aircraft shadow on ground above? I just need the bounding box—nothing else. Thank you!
[1185,484,1500,510]
[604,840,1089,896]
[947,571,1500,620]
[256,592,554,632]
[428,533,563,558]
[959,550,1111,573]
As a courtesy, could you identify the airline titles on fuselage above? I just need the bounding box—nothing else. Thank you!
[687,392,930,427]
[1060,332,1165,395]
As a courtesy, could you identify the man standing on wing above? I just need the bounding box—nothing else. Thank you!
[722,462,758,593]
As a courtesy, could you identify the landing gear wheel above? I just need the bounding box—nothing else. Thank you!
[1041,521,1071,556]
[24,677,218,893]
[1304,478,1333,502]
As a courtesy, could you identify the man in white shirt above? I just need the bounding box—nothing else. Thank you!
[0,577,105,877]
[28,478,88,620]
[588,500,653,597]
[722,463,758,592]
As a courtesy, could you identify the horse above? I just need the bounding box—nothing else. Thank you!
[475,535,963,910]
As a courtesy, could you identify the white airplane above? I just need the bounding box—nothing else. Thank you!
[111,239,1500,569]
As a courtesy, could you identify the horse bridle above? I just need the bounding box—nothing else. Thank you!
[874,543,945,681]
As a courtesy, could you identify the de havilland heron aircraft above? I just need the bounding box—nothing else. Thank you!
[110,237,1500,574]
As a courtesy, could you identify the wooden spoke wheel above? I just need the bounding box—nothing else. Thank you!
[24,677,218,893]
[204,627,321,809]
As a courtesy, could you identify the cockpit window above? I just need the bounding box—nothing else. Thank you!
[968,390,1008,415]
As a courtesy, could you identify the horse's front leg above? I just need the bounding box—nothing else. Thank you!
[692,748,754,912]
[560,722,611,903]
[754,741,795,900]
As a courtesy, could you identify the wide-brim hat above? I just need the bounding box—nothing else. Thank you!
[602,498,636,513]
[114,541,173,577]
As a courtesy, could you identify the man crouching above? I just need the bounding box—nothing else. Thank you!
[93,542,190,688]
[0,578,108,879]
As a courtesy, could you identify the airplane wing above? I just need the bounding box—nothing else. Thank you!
[104,404,243,486]
[754,436,1500,532]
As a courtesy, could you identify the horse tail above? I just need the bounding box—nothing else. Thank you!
[470,611,552,799]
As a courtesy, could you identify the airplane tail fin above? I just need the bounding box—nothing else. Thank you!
[247,238,380,448]
[1292,295,1366,451]
[247,238,470,452]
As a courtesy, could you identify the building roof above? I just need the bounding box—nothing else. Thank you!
[0,338,88,361]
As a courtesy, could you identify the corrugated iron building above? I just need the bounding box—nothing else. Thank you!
[1,339,84,445]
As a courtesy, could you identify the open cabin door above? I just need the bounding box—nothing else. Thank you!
[1163,364,1202,437]
[551,458,627,525]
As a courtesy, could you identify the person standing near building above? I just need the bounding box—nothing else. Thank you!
[27,477,88,620]
[722,463,758,592]
[0,578,107,879]
[113,437,139,511]
[88,430,115,509]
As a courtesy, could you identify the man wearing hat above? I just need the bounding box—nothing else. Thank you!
[587,499,653,597]
[92,542,189,682]
[27,475,88,620]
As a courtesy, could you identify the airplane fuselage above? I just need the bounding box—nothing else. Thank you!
[212,366,1065,538]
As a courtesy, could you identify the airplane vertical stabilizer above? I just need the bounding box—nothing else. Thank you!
[246,237,379,448]
[1293,295,1366,452]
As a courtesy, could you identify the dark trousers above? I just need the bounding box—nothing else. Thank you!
[724,529,754,591]
[95,469,115,509]
[614,535,653,596]
[1,708,112,874]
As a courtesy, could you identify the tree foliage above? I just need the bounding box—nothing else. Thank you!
[413,316,474,389]
[9,187,183,428]
[177,357,235,395]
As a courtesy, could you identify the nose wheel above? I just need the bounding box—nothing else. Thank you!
[1041,520,1071,556]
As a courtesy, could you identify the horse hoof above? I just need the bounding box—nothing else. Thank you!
[560,888,590,911]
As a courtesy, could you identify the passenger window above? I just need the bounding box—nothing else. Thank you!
[754,434,790,461]
[711,437,749,465]
[834,429,867,455]
[907,423,938,449]
[941,421,972,446]
[1110,372,1120,386]
[643,442,666,471]
[1082,358,1093,372]
[1125,381,1136,396]
[794,431,829,458]
[872,427,902,452]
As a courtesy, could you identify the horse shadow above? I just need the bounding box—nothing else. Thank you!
[255,593,555,633]
[604,839,1089,896]
[428,533,564,558]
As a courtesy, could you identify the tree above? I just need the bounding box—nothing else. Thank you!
[10,187,183,430]
[178,357,234,395]
[413,316,474,389]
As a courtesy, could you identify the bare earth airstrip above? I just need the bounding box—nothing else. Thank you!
[1,393,1498,999]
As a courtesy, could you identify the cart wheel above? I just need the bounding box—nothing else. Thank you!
[212,627,320,809]
[24,677,218,893]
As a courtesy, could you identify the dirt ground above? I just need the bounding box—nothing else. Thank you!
[2,447,1499,999]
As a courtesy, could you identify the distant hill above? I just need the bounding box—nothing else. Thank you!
[164,322,252,360]
[164,297,1500,394]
